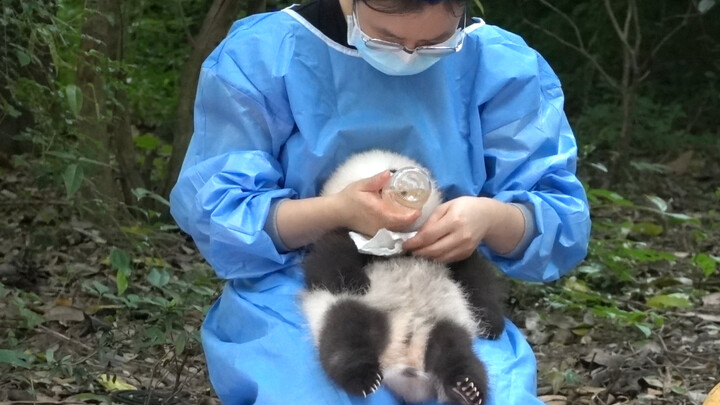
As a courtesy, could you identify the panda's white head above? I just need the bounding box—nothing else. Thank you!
[321,150,443,231]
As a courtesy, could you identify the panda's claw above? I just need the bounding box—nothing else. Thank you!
[450,377,485,405]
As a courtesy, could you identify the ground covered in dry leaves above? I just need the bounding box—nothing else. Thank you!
[1,153,718,405]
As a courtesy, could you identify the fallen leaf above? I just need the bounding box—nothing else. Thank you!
[704,382,720,405]
[539,394,567,405]
[702,293,720,307]
[97,374,137,391]
[666,151,694,175]
[44,306,85,323]
[582,348,622,367]
[576,386,605,395]
[642,376,664,389]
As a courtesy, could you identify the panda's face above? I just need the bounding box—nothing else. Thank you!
[321,150,443,231]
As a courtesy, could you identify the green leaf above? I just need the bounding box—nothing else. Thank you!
[664,212,699,223]
[147,268,170,288]
[645,195,668,212]
[92,281,111,295]
[175,332,187,356]
[62,164,84,197]
[20,307,45,329]
[110,249,132,295]
[693,253,718,277]
[65,393,112,403]
[116,269,129,296]
[133,134,163,151]
[631,222,663,236]
[635,323,651,338]
[16,50,31,67]
[131,188,170,207]
[587,188,634,206]
[646,293,693,309]
[65,84,83,118]
[620,247,675,263]
[109,249,131,274]
[0,349,33,369]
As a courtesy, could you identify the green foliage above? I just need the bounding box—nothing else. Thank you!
[109,249,132,295]
[62,163,84,197]
[692,253,719,277]
[534,181,717,338]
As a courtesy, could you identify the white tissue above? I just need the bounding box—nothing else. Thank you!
[348,229,417,256]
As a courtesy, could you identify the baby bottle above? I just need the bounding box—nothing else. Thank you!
[381,167,431,212]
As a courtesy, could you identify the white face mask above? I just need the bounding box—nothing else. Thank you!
[346,12,464,76]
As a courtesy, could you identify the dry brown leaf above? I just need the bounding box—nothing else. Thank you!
[539,394,567,405]
[666,151,694,175]
[44,306,85,323]
[702,292,720,307]
[705,382,720,405]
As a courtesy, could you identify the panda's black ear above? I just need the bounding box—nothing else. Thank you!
[389,169,397,174]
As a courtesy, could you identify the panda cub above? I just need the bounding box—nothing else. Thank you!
[301,150,506,405]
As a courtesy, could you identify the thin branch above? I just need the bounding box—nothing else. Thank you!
[602,0,634,58]
[650,2,695,60]
[631,0,642,57]
[37,324,94,352]
[522,18,619,90]
[536,0,585,48]
[176,0,196,48]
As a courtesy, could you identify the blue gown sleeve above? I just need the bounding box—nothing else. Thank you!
[169,23,299,280]
[476,29,591,283]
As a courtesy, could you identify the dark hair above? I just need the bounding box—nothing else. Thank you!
[358,0,466,15]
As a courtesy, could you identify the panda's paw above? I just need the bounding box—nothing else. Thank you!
[329,357,383,398]
[448,376,485,405]
[477,311,505,340]
[318,300,389,397]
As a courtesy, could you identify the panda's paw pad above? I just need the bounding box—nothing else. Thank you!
[450,377,484,405]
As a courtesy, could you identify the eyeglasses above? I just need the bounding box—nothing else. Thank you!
[352,6,466,56]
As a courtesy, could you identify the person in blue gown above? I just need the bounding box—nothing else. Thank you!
[169,0,591,403]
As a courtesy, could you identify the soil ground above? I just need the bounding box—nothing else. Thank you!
[1,153,718,405]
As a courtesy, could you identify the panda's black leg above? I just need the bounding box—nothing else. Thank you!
[304,229,372,294]
[318,299,388,397]
[425,319,488,405]
[448,252,506,339]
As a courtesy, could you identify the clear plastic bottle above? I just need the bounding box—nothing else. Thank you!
[381,167,431,211]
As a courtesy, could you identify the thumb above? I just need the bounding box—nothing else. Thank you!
[359,170,391,192]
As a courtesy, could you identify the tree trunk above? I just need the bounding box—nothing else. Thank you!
[76,0,117,201]
[162,0,245,198]
[104,1,147,206]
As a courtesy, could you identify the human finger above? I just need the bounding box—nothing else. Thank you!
[357,170,391,192]
[402,205,451,250]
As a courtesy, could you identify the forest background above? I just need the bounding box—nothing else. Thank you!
[1,0,719,404]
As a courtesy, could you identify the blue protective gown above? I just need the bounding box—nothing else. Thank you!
[170,7,591,405]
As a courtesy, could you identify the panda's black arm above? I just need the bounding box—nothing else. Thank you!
[302,229,373,294]
[448,252,507,339]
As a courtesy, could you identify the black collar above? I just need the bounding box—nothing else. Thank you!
[293,0,350,47]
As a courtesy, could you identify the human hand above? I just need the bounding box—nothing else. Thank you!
[402,197,525,263]
[333,171,422,236]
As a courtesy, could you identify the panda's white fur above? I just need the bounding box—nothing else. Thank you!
[303,258,478,402]
[301,150,494,404]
